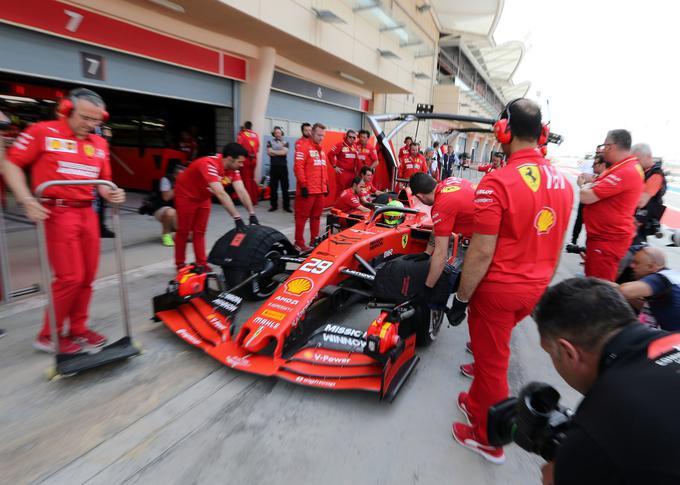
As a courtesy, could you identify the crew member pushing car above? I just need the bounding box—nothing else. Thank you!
[3,88,125,354]
[294,123,329,251]
[447,99,573,463]
[409,173,475,299]
[173,142,258,271]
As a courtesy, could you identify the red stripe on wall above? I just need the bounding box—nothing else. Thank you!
[0,0,246,81]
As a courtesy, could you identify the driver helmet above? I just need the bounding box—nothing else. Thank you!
[383,200,405,226]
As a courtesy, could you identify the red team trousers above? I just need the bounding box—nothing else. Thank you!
[585,238,632,282]
[241,157,259,205]
[294,192,324,247]
[41,206,100,338]
[174,197,211,268]
[466,286,543,443]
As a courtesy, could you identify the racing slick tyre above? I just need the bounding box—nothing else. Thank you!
[208,225,296,301]
[413,306,445,346]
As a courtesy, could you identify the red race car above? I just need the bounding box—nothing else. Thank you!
[152,112,563,400]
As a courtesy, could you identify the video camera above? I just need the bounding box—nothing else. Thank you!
[565,244,586,254]
[487,382,573,461]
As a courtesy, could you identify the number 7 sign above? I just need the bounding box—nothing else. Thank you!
[80,52,106,81]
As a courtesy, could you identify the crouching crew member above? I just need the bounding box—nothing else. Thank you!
[410,172,475,301]
[3,88,124,354]
[335,177,370,214]
[174,142,258,271]
[580,130,643,281]
[446,99,573,463]
[294,123,329,251]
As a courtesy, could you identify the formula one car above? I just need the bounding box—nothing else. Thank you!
[152,111,563,400]
[153,192,454,401]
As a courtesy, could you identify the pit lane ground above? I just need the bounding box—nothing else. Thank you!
[2,170,679,485]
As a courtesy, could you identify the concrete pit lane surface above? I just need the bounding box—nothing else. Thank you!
[2,182,678,485]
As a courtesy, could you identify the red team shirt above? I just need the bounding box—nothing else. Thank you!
[6,119,111,200]
[473,148,574,290]
[294,141,329,194]
[398,154,427,180]
[237,129,259,159]
[582,156,644,240]
[335,188,362,213]
[430,177,476,238]
[328,141,358,173]
[398,144,411,162]
[174,154,240,204]
[356,143,378,168]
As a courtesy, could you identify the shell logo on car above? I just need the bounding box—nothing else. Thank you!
[284,277,313,296]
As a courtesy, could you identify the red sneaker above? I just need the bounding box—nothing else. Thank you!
[71,330,108,347]
[457,391,473,425]
[33,335,82,354]
[294,244,311,253]
[460,362,475,379]
[452,422,506,464]
[465,341,473,355]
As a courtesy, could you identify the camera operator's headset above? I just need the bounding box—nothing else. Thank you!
[56,88,109,122]
[493,98,549,146]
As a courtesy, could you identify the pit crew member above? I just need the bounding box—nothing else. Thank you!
[358,166,385,204]
[334,177,370,214]
[398,142,427,181]
[477,152,504,174]
[295,122,312,152]
[580,129,643,281]
[3,88,124,354]
[398,136,413,163]
[236,121,260,205]
[174,142,257,271]
[356,129,378,170]
[410,173,475,304]
[535,277,680,485]
[328,130,359,199]
[447,99,573,463]
[632,143,666,244]
[294,123,329,251]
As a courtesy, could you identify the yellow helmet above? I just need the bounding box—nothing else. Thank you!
[383,200,405,226]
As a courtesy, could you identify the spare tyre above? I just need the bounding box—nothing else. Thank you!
[208,225,296,300]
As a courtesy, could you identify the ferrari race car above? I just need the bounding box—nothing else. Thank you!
[153,191,458,401]
[152,111,563,400]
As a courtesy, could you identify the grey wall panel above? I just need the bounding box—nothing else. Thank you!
[0,23,232,106]
[266,91,361,131]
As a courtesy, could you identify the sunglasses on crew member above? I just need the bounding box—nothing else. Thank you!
[596,143,613,151]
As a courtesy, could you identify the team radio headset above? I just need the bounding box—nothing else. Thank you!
[56,88,109,122]
[492,98,549,146]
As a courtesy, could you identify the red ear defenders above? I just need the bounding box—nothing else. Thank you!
[56,88,109,122]
[493,98,549,146]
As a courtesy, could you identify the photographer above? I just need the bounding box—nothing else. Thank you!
[619,246,680,331]
[533,277,680,484]
[632,143,666,244]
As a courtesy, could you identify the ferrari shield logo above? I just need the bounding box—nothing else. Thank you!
[84,144,95,157]
[518,164,541,192]
[534,207,556,235]
[401,234,408,248]
[441,185,461,193]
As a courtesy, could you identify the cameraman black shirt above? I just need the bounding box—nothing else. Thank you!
[555,324,680,485]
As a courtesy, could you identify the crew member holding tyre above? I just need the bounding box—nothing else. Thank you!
[3,88,124,354]
[294,123,329,251]
[174,142,258,271]
[447,99,573,463]
[409,173,475,305]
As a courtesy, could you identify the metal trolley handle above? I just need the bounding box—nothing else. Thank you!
[34,180,131,348]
